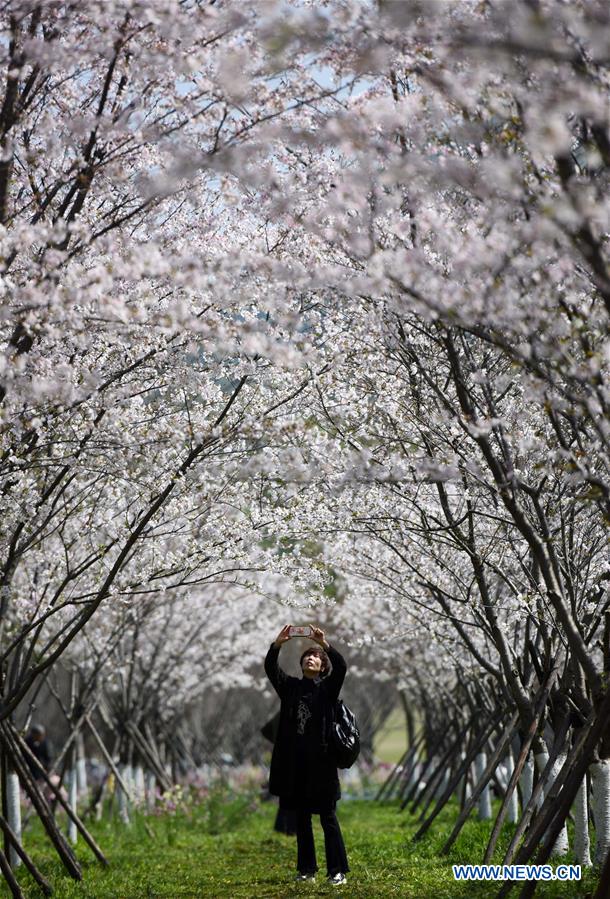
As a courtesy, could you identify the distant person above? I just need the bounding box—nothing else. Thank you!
[264,624,349,886]
[25,724,51,781]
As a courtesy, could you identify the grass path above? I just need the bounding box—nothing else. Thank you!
[5,799,599,898]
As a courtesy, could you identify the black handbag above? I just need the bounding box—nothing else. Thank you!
[329,699,360,769]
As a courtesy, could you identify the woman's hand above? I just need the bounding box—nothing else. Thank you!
[273,624,292,649]
[310,626,329,650]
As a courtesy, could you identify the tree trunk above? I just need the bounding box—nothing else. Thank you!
[505,749,519,824]
[5,768,21,869]
[573,774,592,867]
[134,764,145,805]
[464,763,472,801]
[67,763,78,845]
[591,758,610,866]
[146,771,156,812]
[400,691,415,748]
[76,732,88,798]
[117,764,131,824]
[95,780,106,821]
[475,751,492,820]
[534,750,569,855]
[519,753,534,808]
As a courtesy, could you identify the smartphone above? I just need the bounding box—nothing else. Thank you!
[288,625,312,638]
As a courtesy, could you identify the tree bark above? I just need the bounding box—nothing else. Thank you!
[573,774,591,867]
[76,731,88,798]
[67,754,78,845]
[475,751,492,820]
[146,771,156,813]
[519,754,534,809]
[5,767,21,868]
[505,749,519,825]
[534,750,569,855]
[590,759,610,866]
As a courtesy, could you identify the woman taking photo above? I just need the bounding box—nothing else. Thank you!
[264,624,349,886]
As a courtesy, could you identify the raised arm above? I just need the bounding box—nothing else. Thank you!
[264,625,298,700]
[310,626,347,702]
[325,644,347,701]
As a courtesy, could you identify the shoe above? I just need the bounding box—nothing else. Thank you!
[295,873,316,881]
[328,873,347,885]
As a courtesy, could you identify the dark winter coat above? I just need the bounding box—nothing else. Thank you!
[264,642,347,811]
[25,734,51,781]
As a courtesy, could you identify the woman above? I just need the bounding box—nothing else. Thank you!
[264,624,349,886]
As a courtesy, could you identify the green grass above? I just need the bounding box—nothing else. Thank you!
[4,798,600,898]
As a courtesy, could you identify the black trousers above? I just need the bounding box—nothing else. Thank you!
[296,805,349,876]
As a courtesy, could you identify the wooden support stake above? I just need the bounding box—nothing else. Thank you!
[436,713,517,851]
[125,722,171,792]
[0,812,53,896]
[85,717,134,803]
[414,713,501,843]
[396,735,427,805]
[400,714,450,811]
[408,720,456,815]
[414,722,463,819]
[484,669,558,863]
[0,843,23,899]
[85,718,154,839]
[0,726,81,881]
[396,734,427,803]
[13,727,108,868]
[501,715,572,867]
